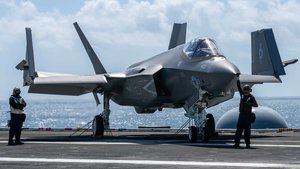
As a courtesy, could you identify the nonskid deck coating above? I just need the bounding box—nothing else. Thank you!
[0,130,300,169]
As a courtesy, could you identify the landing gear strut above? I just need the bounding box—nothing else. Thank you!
[92,93,111,136]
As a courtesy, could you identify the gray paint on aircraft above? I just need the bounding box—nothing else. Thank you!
[16,23,297,114]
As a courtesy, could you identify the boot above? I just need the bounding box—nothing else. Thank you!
[232,144,241,148]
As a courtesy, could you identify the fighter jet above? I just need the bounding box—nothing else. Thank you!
[16,22,297,142]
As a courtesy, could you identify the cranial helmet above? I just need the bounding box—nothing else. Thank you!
[243,84,252,92]
[13,87,21,95]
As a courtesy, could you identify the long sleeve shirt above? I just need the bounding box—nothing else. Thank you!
[237,80,258,115]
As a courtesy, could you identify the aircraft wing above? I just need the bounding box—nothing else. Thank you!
[28,72,108,95]
[239,74,281,85]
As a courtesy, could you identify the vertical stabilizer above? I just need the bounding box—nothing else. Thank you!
[73,22,107,74]
[168,23,187,50]
[16,28,36,86]
[251,29,285,77]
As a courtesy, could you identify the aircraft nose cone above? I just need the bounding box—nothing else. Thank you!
[203,58,240,92]
[211,58,240,75]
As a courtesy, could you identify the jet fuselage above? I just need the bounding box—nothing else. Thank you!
[107,39,240,112]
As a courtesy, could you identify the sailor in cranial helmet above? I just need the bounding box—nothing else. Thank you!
[233,74,258,149]
[8,87,27,145]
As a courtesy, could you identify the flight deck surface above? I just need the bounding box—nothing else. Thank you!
[0,129,300,169]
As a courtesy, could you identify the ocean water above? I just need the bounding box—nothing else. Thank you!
[1,97,300,129]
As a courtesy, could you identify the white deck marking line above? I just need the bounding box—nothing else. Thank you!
[251,144,300,148]
[182,142,300,148]
[253,140,300,143]
[0,141,139,145]
[0,157,299,168]
[211,139,300,143]
[1,140,300,148]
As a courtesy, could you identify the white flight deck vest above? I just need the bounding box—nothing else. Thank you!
[10,96,25,114]
[10,106,25,114]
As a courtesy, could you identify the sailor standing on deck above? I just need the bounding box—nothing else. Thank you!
[8,87,26,145]
[233,74,258,149]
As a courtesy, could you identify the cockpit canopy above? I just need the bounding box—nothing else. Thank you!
[183,38,222,59]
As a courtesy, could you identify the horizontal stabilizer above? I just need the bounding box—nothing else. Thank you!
[73,22,107,74]
[168,23,187,50]
[239,74,281,84]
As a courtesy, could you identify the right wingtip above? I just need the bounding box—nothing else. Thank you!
[283,59,298,67]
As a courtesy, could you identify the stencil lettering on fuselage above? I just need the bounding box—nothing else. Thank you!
[143,79,156,95]
[191,76,201,89]
[259,43,263,64]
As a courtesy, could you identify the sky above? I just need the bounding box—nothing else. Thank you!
[0,0,299,101]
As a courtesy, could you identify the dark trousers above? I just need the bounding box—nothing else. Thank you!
[9,113,24,143]
[234,118,251,145]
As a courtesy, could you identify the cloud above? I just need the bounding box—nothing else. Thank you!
[0,0,300,99]
[2,0,299,50]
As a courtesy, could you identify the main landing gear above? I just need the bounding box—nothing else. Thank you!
[92,93,111,136]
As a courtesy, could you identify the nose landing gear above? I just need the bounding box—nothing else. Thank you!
[188,113,215,142]
[185,98,215,143]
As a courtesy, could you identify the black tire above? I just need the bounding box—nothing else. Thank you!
[203,113,215,142]
[92,115,104,136]
[206,113,215,135]
[189,126,198,143]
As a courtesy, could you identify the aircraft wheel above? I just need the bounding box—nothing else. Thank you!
[92,115,104,136]
[189,126,198,143]
[203,113,215,142]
